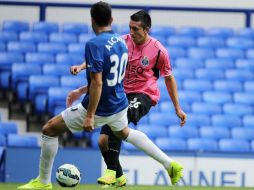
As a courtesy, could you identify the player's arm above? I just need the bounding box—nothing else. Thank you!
[66,85,88,107]
[83,72,102,132]
[70,61,87,75]
[165,74,187,126]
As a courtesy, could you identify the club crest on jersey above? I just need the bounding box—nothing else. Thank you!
[141,56,149,66]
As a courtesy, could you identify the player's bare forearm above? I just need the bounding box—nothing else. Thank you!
[165,74,181,111]
[70,61,87,75]
[77,85,88,95]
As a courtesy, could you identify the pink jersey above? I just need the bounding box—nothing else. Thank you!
[123,34,172,105]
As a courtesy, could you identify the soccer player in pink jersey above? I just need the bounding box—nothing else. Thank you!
[70,10,186,187]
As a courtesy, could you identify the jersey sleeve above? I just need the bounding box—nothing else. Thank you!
[156,46,172,77]
[85,42,103,73]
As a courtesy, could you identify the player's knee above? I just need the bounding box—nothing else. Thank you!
[98,135,108,151]
[42,118,55,137]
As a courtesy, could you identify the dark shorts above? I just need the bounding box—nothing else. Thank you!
[100,93,152,135]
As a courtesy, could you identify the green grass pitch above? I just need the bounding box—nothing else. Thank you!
[0,183,251,190]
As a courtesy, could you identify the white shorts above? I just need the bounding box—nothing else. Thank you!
[61,103,128,133]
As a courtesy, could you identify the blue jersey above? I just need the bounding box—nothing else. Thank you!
[81,31,128,116]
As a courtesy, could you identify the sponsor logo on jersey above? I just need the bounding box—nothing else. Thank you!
[141,56,149,66]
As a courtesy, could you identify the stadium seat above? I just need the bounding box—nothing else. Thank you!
[49,33,77,44]
[185,114,210,127]
[167,36,196,48]
[150,35,167,45]
[235,59,254,71]
[56,53,84,65]
[43,64,70,76]
[7,134,38,147]
[150,26,175,38]
[246,49,254,59]
[203,91,232,104]
[166,46,186,59]
[187,47,215,59]
[205,58,234,70]
[225,69,253,82]
[226,37,254,49]
[173,68,195,81]
[68,43,85,54]
[191,102,222,115]
[223,103,253,116]
[0,52,24,71]
[149,113,179,127]
[3,20,29,33]
[214,80,242,93]
[200,126,230,140]
[32,21,59,34]
[0,43,4,52]
[251,140,254,152]
[234,92,254,105]
[243,115,254,128]
[205,27,234,38]
[38,43,67,54]
[237,28,254,38]
[0,122,18,136]
[0,134,5,146]
[89,129,101,149]
[175,58,204,69]
[244,81,254,92]
[219,139,250,153]
[25,52,54,64]
[178,90,202,103]
[62,22,89,35]
[137,124,168,139]
[19,32,48,43]
[122,141,138,151]
[231,128,254,141]
[197,37,225,48]
[79,34,95,43]
[7,42,36,53]
[168,125,199,139]
[211,114,242,128]
[195,69,224,81]
[177,26,205,37]
[155,138,186,151]
[183,79,213,92]
[187,138,218,152]
[0,32,18,42]
[216,48,244,59]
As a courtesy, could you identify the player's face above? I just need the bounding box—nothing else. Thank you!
[129,20,149,45]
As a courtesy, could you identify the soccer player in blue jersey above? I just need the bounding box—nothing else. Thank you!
[18,2,182,189]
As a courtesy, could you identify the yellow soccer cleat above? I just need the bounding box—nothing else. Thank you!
[115,175,127,187]
[97,169,116,185]
[17,178,52,189]
[167,161,183,185]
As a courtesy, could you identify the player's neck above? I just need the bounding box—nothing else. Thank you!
[96,26,112,35]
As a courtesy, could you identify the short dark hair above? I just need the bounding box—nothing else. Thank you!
[90,1,112,27]
[130,10,152,28]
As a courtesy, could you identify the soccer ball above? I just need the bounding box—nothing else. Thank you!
[56,163,81,187]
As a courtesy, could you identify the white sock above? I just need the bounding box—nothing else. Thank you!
[125,128,172,169]
[39,135,58,184]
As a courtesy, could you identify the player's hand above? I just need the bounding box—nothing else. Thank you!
[176,109,187,127]
[66,89,81,107]
[83,116,94,132]
[70,65,82,75]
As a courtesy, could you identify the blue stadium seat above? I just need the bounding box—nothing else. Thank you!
[205,27,234,38]
[38,43,67,54]
[25,52,54,64]
[195,69,224,81]
[0,122,18,136]
[89,129,101,149]
[56,53,84,65]
[231,128,254,141]
[60,75,87,88]
[185,114,210,127]
[137,124,168,139]
[219,139,250,153]
[32,22,59,34]
[205,58,234,70]
[200,126,230,140]
[214,80,242,92]
[244,81,254,92]
[175,58,204,69]
[178,90,202,103]
[243,115,254,128]
[237,28,254,38]
[49,33,77,44]
[155,138,186,151]
[68,43,85,54]
[226,37,254,50]
[177,26,205,37]
[0,134,6,146]
[43,64,70,76]
[251,140,254,152]
[150,26,175,38]
[173,69,195,81]
[187,138,218,152]
[150,35,167,46]
[79,34,95,43]
[159,101,176,113]
[62,22,89,35]
[0,52,24,71]
[149,113,179,127]
[191,102,222,115]
[0,43,4,51]
[166,46,186,59]
[246,49,254,59]
[3,20,29,33]
[234,92,254,105]
[7,42,36,53]
[0,32,18,42]
[203,91,232,104]
[197,37,225,48]
[223,103,253,116]
[168,126,198,139]
[19,32,48,43]
[187,48,215,59]
[216,48,244,59]
[183,79,213,92]
[122,141,138,151]
[235,59,254,71]
[167,36,195,48]
[119,25,129,35]
[7,134,38,147]
[211,114,242,128]
[225,69,253,82]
